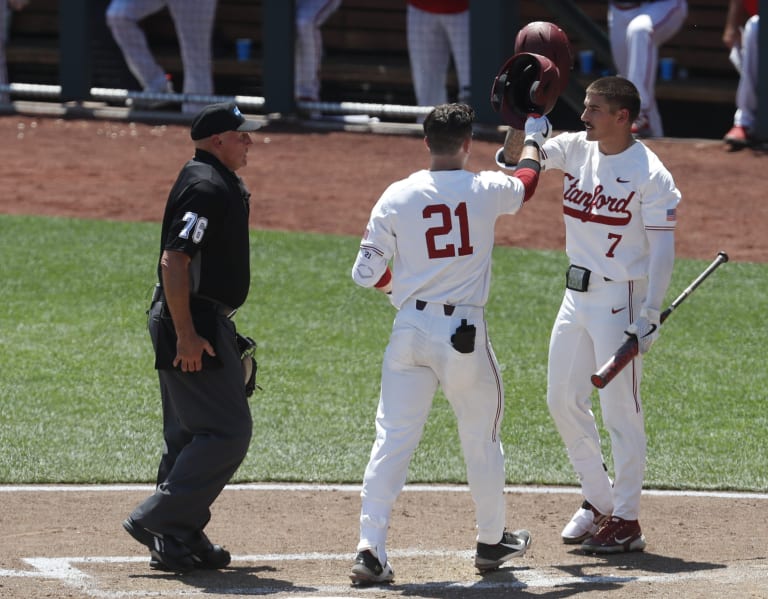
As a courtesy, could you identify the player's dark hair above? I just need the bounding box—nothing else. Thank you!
[586,76,641,123]
[423,103,475,155]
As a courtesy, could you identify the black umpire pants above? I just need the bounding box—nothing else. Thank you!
[130,302,253,541]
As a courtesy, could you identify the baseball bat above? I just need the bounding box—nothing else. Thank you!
[590,251,729,389]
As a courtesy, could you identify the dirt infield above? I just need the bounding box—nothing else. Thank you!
[0,113,766,598]
[1,485,767,598]
[1,115,766,262]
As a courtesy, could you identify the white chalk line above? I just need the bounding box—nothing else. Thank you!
[2,551,764,598]
[2,483,767,596]
[1,482,766,500]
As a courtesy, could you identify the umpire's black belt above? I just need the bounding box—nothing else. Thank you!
[416,299,455,316]
[191,297,237,318]
[151,285,237,318]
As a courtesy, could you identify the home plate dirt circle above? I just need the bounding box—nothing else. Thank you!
[0,483,766,598]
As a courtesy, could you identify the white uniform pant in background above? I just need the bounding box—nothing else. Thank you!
[358,301,506,567]
[734,15,759,130]
[294,0,341,101]
[106,0,217,114]
[547,277,648,521]
[608,0,687,137]
[406,5,470,109]
[0,3,10,104]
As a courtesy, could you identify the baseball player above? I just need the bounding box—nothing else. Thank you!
[122,102,259,572]
[722,0,759,149]
[294,0,341,104]
[106,0,217,114]
[348,103,551,584]
[406,0,471,114]
[608,0,688,137]
[0,0,28,105]
[499,76,680,553]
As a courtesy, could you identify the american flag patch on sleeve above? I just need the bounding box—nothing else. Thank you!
[666,208,677,222]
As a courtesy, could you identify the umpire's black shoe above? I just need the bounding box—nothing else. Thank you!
[474,529,532,572]
[149,530,231,571]
[122,517,195,573]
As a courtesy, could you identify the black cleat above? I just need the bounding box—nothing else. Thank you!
[475,529,532,572]
[349,549,394,585]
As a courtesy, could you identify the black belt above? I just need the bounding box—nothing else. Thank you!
[151,286,236,318]
[415,299,455,316]
[191,297,237,318]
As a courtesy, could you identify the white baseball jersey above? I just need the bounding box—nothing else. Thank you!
[541,131,680,280]
[353,169,525,307]
[351,167,528,566]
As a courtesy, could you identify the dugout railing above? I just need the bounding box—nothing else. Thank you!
[2,0,766,138]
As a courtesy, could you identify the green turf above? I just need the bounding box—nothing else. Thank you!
[0,214,764,491]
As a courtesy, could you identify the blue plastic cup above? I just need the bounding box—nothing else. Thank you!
[659,57,675,81]
[579,50,594,74]
[236,38,252,62]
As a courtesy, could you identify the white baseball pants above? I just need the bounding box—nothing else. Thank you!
[547,277,649,520]
[294,0,341,100]
[406,5,471,109]
[733,15,759,129]
[608,0,688,136]
[106,0,216,114]
[357,301,506,566]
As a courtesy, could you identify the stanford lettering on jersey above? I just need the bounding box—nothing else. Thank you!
[562,176,633,226]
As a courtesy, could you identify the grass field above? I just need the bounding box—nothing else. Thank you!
[1,214,765,491]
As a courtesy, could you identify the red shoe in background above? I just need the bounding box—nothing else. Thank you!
[581,516,647,554]
[723,125,752,150]
[631,113,652,138]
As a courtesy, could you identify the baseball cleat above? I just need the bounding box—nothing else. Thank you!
[631,114,652,138]
[723,125,752,150]
[474,529,531,572]
[581,516,646,554]
[349,549,394,585]
[561,500,609,544]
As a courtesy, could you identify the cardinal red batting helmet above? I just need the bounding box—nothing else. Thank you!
[514,21,574,94]
[490,52,561,129]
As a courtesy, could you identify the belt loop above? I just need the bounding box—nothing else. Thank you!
[415,299,455,315]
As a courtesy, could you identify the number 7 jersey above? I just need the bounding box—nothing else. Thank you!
[540,131,681,281]
[352,168,527,308]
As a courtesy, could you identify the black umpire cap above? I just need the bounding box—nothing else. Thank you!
[190,101,261,140]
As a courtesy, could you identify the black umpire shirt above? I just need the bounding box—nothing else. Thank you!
[158,149,251,309]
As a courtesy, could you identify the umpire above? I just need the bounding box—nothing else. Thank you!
[123,101,260,573]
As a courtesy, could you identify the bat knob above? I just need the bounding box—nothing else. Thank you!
[590,374,607,389]
[718,251,729,263]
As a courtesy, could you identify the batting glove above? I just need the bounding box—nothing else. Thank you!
[523,115,552,150]
[625,307,661,354]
